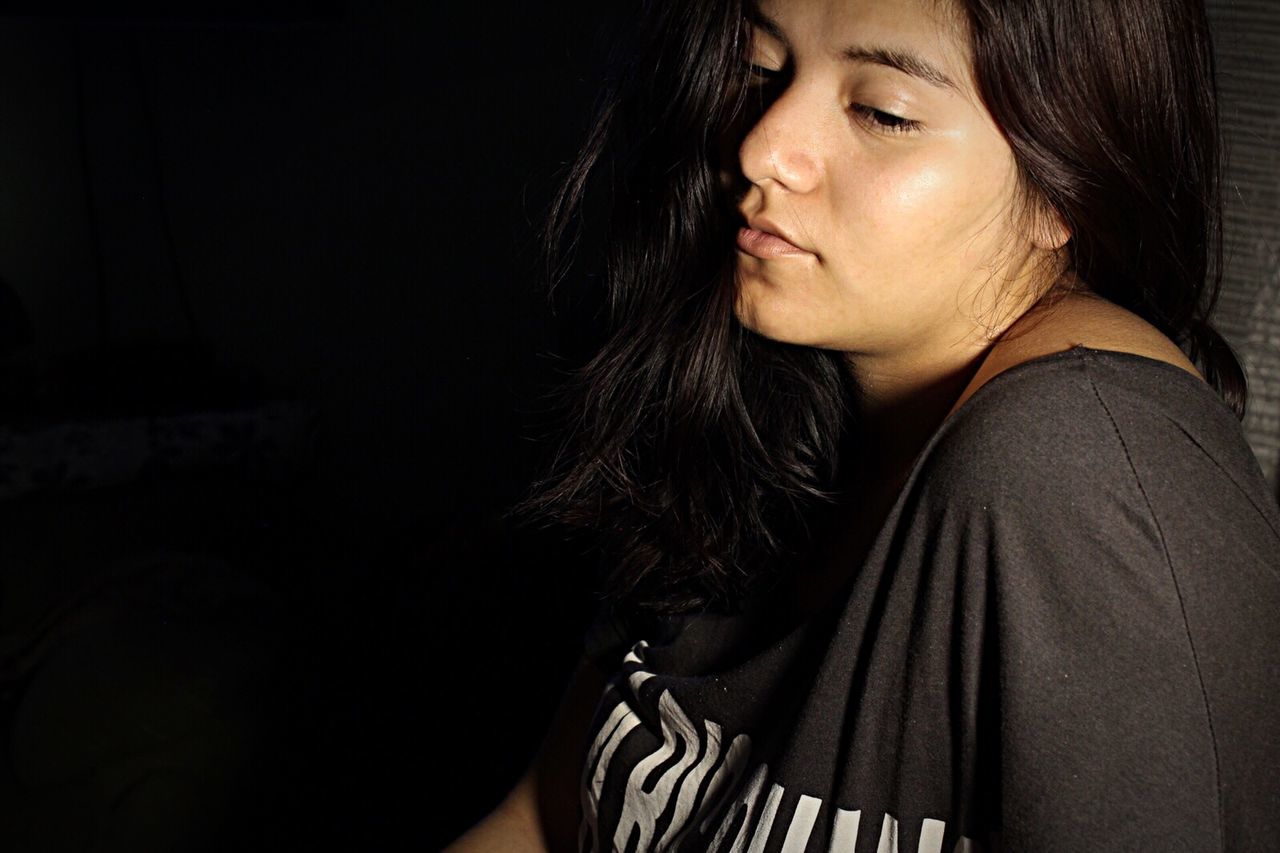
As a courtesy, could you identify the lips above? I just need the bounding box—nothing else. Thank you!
[736,214,812,259]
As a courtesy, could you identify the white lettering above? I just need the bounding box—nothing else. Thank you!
[670,728,751,850]
[611,689,702,851]
[706,762,771,853]
[829,807,862,851]
[745,783,787,853]
[654,718,722,850]
[579,686,642,853]
[918,817,945,853]
[624,640,655,693]
[780,794,822,853]
[877,813,899,853]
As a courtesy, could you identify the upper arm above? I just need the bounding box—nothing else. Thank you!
[983,491,1223,849]
[925,365,1230,847]
[446,654,608,853]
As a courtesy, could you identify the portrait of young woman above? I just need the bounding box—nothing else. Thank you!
[447,0,1280,850]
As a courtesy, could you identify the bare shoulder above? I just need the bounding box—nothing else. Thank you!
[956,289,1204,412]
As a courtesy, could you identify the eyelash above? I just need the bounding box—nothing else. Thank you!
[850,104,922,135]
[746,62,922,135]
[747,62,783,82]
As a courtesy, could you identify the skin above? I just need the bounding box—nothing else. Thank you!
[734,0,1202,621]
[735,0,1062,484]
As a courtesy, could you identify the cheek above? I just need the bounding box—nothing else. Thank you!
[820,158,959,298]
[827,146,1015,272]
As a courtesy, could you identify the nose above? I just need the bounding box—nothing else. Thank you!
[738,85,824,195]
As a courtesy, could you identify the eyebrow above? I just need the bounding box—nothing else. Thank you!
[841,45,958,91]
[746,8,959,92]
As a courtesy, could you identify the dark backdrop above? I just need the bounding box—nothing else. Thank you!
[0,2,620,849]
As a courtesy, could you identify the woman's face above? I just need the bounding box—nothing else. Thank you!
[733,0,1055,367]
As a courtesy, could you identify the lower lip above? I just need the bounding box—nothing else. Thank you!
[736,227,810,258]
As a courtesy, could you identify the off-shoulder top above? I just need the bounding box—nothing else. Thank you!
[575,346,1280,852]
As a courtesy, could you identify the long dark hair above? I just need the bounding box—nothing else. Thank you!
[965,0,1245,408]
[512,0,1245,618]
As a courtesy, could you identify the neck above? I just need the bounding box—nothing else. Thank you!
[841,259,1071,487]
[842,339,997,492]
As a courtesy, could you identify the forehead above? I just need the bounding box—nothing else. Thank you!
[751,0,973,88]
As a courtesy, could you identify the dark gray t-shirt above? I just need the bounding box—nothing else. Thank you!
[576,345,1280,852]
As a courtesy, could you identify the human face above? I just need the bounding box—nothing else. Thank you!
[733,0,1041,368]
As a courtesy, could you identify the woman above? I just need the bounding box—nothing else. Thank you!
[450,0,1280,849]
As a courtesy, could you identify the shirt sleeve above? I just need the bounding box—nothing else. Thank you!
[924,359,1280,850]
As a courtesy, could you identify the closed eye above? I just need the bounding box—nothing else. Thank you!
[850,103,922,134]
[747,62,785,82]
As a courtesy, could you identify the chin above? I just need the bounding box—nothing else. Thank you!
[734,302,835,350]
[734,277,876,354]
[733,269,836,348]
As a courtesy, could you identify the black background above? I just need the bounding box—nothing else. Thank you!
[0,1,623,849]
